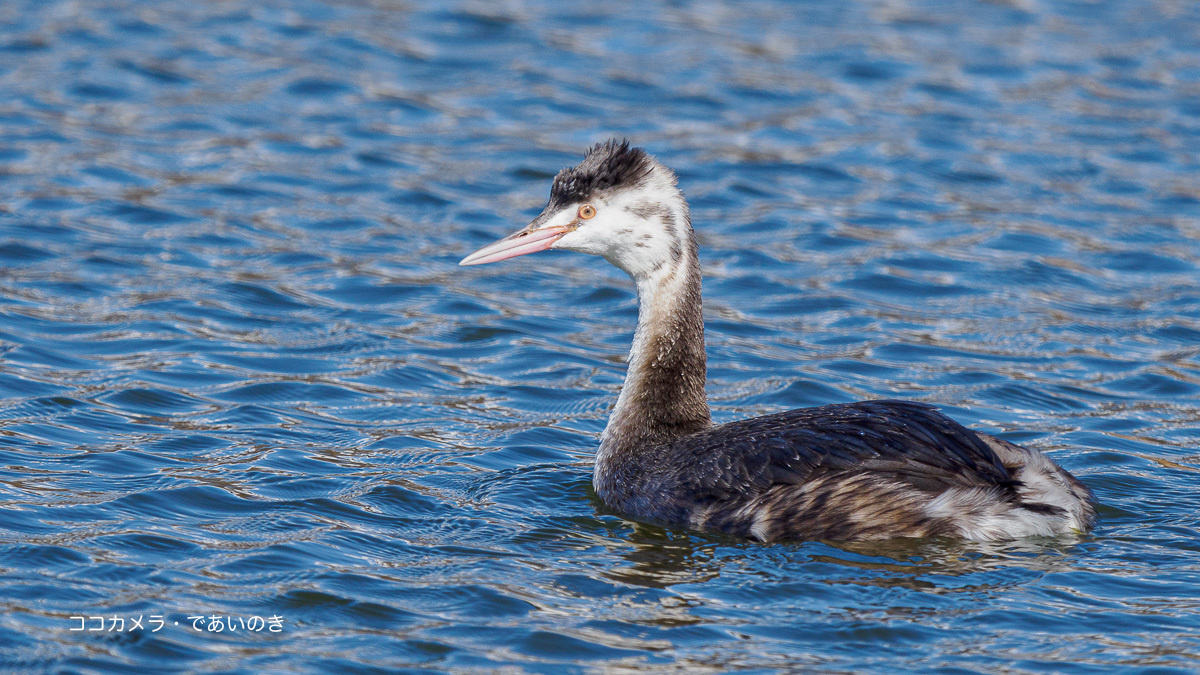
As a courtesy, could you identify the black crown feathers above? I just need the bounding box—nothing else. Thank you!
[548,139,655,208]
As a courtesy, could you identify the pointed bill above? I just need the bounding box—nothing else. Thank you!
[459,223,570,266]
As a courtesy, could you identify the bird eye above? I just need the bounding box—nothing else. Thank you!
[578,204,597,220]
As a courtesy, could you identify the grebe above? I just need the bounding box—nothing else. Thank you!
[460,140,1096,542]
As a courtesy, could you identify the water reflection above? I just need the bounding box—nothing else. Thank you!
[604,527,725,589]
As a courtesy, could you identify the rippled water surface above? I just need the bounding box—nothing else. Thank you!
[2,0,1200,671]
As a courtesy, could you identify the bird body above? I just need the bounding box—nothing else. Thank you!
[596,399,1093,541]
[461,140,1096,542]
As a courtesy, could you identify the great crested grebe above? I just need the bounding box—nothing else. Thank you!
[460,140,1096,542]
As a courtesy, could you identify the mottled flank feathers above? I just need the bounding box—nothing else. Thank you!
[549,139,655,207]
[597,400,1097,542]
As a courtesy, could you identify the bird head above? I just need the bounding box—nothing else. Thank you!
[460,140,692,280]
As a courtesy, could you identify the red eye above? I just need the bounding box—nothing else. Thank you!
[578,204,596,220]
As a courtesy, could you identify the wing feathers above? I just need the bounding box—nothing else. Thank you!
[663,400,1015,503]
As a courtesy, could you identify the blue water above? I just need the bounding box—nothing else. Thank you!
[1,0,1199,671]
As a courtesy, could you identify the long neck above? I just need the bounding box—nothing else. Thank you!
[598,228,711,466]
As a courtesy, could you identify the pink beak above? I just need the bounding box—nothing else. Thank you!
[459,223,570,266]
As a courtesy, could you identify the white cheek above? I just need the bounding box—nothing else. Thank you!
[554,215,617,256]
[617,233,676,277]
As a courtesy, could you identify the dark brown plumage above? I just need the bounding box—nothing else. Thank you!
[598,400,1073,540]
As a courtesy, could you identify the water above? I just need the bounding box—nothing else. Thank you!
[1,0,1199,671]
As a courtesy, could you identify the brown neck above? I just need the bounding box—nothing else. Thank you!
[598,233,711,467]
